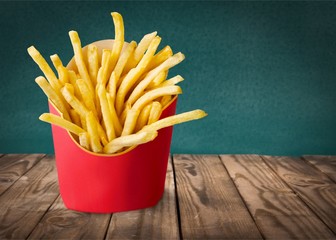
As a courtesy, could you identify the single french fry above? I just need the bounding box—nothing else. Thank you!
[115,36,161,115]
[68,31,94,95]
[79,132,90,151]
[86,111,103,153]
[148,101,162,124]
[158,75,184,88]
[132,85,182,112]
[109,12,124,73]
[66,83,75,95]
[135,103,152,132]
[146,71,168,90]
[160,95,172,108]
[35,76,71,121]
[121,108,140,136]
[50,55,71,91]
[106,92,122,136]
[39,113,85,135]
[97,49,111,87]
[115,68,135,115]
[57,66,69,85]
[122,86,182,135]
[28,46,62,91]
[50,54,64,70]
[107,72,117,101]
[95,68,103,121]
[126,52,185,106]
[144,45,173,72]
[98,84,116,141]
[103,130,158,154]
[69,109,82,128]
[79,114,87,131]
[87,44,99,87]
[76,79,98,118]
[142,109,207,133]
[119,103,131,126]
[68,70,82,100]
[122,31,157,74]
[112,40,136,86]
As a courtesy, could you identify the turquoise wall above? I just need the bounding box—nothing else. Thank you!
[0,1,335,155]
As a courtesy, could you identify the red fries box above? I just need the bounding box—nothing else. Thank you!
[49,97,176,213]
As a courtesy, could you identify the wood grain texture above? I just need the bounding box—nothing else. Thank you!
[0,155,59,239]
[28,195,111,239]
[262,155,336,234]
[0,154,335,239]
[174,154,262,239]
[303,155,336,182]
[220,154,335,239]
[0,154,44,195]
[106,156,179,240]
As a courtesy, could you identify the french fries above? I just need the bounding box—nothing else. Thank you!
[123,31,157,74]
[103,131,158,154]
[28,46,62,92]
[135,103,152,132]
[29,12,207,154]
[87,44,99,87]
[115,36,161,115]
[86,111,103,153]
[148,101,162,124]
[35,76,71,121]
[126,52,185,106]
[98,84,116,141]
[39,113,85,135]
[109,12,124,74]
[142,109,208,133]
[68,30,95,96]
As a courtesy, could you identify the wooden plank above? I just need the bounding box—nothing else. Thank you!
[27,195,111,239]
[0,154,44,195]
[106,156,180,239]
[174,154,262,239]
[303,155,336,182]
[0,155,59,239]
[220,154,335,239]
[262,155,336,234]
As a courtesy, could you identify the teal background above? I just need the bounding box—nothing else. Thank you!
[0,1,335,155]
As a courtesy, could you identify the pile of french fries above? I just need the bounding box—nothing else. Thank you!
[28,12,207,154]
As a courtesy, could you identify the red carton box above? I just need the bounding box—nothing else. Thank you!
[49,97,176,213]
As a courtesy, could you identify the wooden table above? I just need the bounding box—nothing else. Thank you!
[0,154,335,239]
